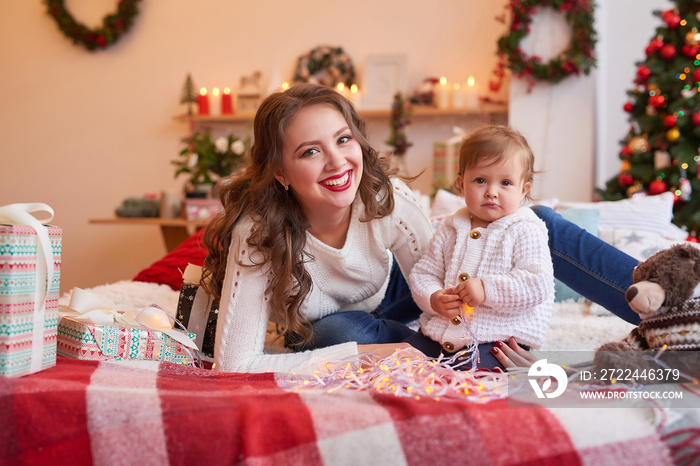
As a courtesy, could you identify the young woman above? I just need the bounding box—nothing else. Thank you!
[203,83,433,374]
[203,83,641,375]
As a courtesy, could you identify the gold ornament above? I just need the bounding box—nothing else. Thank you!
[627,182,644,197]
[628,135,651,154]
[687,28,700,47]
[621,160,632,171]
[667,127,681,142]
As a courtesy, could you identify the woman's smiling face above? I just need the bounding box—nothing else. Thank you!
[275,104,363,220]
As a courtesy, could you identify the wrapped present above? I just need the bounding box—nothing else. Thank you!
[57,287,198,365]
[433,127,467,189]
[0,203,62,377]
[177,264,219,359]
[57,316,196,364]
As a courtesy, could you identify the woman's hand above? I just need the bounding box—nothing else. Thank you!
[491,337,538,369]
[357,342,419,359]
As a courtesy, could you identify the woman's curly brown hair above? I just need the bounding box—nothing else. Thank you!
[202,83,397,347]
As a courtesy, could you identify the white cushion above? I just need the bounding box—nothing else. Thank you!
[557,192,674,235]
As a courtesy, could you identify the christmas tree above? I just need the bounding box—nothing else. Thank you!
[180,73,198,115]
[598,1,700,234]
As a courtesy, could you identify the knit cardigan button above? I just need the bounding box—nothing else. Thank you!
[458,273,470,282]
[469,230,481,239]
[451,317,461,325]
[442,342,455,352]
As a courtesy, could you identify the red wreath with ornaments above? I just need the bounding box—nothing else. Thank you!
[491,0,597,93]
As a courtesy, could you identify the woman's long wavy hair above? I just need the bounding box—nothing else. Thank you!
[202,83,397,347]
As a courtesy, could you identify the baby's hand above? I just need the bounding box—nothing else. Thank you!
[453,278,485,309]
[429,288,463,318]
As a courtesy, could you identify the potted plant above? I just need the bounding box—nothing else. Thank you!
[173,131,248,198]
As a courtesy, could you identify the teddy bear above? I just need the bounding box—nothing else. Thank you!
[593,244,700,382]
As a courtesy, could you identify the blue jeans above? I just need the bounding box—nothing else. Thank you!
[532,206,640,325]
[288,259,421,350]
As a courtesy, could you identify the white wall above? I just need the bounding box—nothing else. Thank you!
[0,0,508,292]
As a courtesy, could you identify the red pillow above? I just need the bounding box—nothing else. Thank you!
[133,229,208,290]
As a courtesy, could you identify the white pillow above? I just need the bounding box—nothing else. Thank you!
[557,192,674,235]
[598,227,699,261]
[430,189,465,218]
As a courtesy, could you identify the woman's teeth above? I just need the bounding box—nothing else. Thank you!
[322,172,349,186]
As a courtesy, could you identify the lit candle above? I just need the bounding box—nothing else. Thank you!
[281,81,290,91]
[210,87,221,115]
[221,87,233,114]
[336,82,348,98]
[197,88,210,115]
[438,77,450,109]
[464,76,479,110]
[350,84,362,108]
[451,83,463,109]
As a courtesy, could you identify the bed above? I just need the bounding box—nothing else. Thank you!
[3,192,700,465]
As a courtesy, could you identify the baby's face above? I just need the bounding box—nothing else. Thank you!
[456,156,531,227]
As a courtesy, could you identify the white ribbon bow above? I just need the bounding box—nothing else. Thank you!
[0,203,55,374]
[60,287,198,350]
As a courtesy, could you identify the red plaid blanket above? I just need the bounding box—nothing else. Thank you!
[1,357,674,465]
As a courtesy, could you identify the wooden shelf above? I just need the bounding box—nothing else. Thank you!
[173,104,508,124]
[90,217,210,252]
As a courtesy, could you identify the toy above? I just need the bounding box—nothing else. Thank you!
[594,244,700,382]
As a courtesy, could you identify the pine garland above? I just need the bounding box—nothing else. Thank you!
[45,0,141,51]
[496,0,597,89]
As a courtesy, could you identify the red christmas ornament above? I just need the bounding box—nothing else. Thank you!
[660,44,677,60]
[649,179,668,195]
[649,94,666,108]
[646,38,664,55]
[618,173,635,187]
[693,68,700,83]
[662,10,682,29]
[692,112,700,126]
[637,65,652,81]
[623,102,634,112]
[683,45,700,58]
[664,114,678,127]
[620,146,633,158]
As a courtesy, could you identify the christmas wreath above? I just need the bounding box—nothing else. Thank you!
[44,0,141,51]
[293,46,356,88]
[495,0,597,88]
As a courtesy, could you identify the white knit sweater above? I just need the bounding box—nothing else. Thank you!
[214,179,433,375]
[408,206,554,350]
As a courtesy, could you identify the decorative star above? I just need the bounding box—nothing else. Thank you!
[622,231,645,245]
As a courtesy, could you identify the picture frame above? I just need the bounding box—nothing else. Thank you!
[362,54,408,110]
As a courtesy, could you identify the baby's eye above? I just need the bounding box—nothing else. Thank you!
[501,180,513,186]
[474,178,485,184]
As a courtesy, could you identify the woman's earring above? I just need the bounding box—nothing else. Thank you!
[284,183,289,191]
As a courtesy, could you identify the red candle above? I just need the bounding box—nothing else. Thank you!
[197,88,210,115]
[222,87,233,114]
